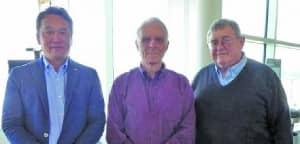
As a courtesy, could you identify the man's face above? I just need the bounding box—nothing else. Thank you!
[208,25,244,69]
[37,14,72,62]
[136,22,169,66]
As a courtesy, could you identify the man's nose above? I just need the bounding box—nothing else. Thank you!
[52,32,62,41]
[148,39,158,47]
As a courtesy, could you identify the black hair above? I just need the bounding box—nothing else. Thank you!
[36,6,73,35]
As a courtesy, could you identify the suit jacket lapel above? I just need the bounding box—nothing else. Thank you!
[65,60,80,115]
[31,58,49,117]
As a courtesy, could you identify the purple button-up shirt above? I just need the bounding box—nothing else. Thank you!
[107,66,195,144]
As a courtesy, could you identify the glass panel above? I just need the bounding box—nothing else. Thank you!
[243,41,264,63]
[277,0,300,43]
[222,0,266,37]
[275,46,300,107]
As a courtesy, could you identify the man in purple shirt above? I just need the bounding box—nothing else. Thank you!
[106,17,195,144]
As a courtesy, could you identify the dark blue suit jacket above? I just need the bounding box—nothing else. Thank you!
[2,58,106,144]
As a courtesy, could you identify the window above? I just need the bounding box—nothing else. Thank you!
[222,0,266,37]
[275,46,300,107]
[277,0,300,43]
[276,0,300,107]
[243,41,264,62]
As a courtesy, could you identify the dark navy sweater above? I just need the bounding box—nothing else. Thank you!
[192,59,292,144]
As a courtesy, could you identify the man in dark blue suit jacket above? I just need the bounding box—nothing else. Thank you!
[2,7,106,144]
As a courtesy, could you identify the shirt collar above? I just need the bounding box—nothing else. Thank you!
[214,52,247,77]
[42,56,69,72]
[138,63,166,80]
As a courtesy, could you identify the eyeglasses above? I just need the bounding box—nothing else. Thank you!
[208,36,235,49]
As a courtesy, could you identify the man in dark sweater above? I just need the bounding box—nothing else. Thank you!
[192,18,292,144]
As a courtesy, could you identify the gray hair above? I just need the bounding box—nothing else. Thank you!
[136,17,169,40]
[207,18,243,40]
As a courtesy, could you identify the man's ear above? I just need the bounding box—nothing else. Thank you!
[36,33,41,45]
[70,37,73,46]
[165,41,169,51]
[135,40,139,51]
[240,36,245,45]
